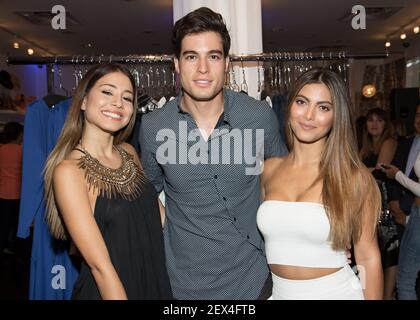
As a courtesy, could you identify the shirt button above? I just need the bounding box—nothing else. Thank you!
[233,217,237,221]
[214,175,218,179]
[247,235,250,239]
[222,197,226,201]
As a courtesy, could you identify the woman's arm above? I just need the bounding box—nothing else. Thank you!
[375,138,397,169]
[354,192,383,300]
[53,162,127,299]
[383,156,420,197]
[260,158,276,201]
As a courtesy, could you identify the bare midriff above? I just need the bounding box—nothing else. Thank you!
[270,264,342,280]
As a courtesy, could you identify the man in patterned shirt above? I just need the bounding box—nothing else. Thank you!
[140,7,288,299]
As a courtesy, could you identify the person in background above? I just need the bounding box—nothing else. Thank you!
[359,108,398,299]
[383,104,420,300]
[0,122,23,255]
[383,153,420,300]
[359,108,397,173]
[43,63,172,300]
[258,68,383,299]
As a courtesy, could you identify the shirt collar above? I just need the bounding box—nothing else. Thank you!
[176,89,232,128]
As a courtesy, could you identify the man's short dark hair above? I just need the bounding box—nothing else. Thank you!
[172,7,231,58]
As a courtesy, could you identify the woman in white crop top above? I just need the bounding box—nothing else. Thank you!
[258,68,383,300]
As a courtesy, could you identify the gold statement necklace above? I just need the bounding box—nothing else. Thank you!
[76,144,144,200]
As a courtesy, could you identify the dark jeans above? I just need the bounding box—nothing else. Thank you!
[397,204,420,300]
[0,198,20,251]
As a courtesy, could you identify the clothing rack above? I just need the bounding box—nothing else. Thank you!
[6,54,174,65]
[6,51,388,100]
[7,51,388,65]
[230,51,388,61]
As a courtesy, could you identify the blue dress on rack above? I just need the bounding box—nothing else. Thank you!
[17,98,79,299]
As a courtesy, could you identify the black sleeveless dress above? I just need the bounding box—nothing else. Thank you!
[362,153,399,269]
[71,179,172,299]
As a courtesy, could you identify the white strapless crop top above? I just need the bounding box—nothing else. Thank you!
[257,200,347,268]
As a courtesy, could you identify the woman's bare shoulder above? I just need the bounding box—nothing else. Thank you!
[54,149,86,182]
[54,158,83,180]
[263,156,287,177]
[119,142,137,156]
[382,137,397,149]
[119,142,142,168]
[264,156,287,168]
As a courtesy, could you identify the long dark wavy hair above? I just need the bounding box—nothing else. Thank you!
[44,63,137,240]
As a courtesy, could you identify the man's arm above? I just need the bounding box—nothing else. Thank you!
[263,107,288,159]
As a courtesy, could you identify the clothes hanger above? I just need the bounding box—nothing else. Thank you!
[240,58,248,94]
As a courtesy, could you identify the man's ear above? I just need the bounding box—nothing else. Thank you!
[174,57,180,74]
[225,56,229,73]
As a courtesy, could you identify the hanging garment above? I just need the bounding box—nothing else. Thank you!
[129,112,142,157]
[271,94,288,146]
[18,98,79,299]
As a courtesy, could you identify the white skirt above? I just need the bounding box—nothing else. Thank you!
[269,264,364,300]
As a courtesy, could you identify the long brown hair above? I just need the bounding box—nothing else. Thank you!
[44,63,137,240]
[359,107,392,160]
[285,68,381,250]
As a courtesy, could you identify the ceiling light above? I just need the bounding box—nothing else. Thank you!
[400,33,407,40]
[362,84,376,98]
[385,41,391,47]
[13,42,19,49]
[27,48,34,55]
[414,26,419,34]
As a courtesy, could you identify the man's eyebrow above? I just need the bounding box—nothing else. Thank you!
[182,50,198,56]
[208,50,223,55]
[181,50,223,56]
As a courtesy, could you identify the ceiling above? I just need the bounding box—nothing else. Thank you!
[0,0,419,58]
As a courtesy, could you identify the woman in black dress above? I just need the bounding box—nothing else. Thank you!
[43,63,172,299]
[359,107,398,300]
